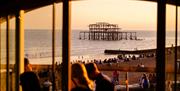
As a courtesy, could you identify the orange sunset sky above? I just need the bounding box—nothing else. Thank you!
[1,0,180,31]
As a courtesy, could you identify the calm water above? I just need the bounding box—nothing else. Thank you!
[24,29,179,64]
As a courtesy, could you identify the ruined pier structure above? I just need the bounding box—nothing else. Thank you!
[79,22,137,40]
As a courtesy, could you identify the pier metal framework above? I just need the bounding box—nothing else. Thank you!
[79,22,137,40]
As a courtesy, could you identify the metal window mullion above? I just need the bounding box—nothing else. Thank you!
[15,10,24,91]
[52,2,56,91]
[0,17,1,91]
[6,15,10,91]
[62,0,71,91]
[156,0,166,91]
[174,2,178,91]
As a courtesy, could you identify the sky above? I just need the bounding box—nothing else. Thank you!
[1,0,180,31]
[71,0,158,31]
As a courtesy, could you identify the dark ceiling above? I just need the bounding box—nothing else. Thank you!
[0,0,63,17]
[0,0,179,23]
[141,0,180,6]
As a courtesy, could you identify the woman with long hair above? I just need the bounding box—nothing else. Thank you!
[71,63,94,91]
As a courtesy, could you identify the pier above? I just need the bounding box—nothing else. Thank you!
[79,22,137,40]
[104,46,180,55]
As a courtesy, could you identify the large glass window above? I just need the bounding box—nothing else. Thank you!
[165,5,180,91]
[0,17,16,91]
[71,0,157,90]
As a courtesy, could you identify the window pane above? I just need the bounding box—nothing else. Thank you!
[176,6,180,91]
[71,0,157,91]
[0,20,7,91]
[9,18,16,91]
[165,5,180,91]
[24,4,63,90]
[0,17,16,91]
[177,25,180,90]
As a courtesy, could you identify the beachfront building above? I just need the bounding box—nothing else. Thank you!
[79,22,137,40]
[0,0,180,91]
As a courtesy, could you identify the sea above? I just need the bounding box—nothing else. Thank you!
[24,29,179,64]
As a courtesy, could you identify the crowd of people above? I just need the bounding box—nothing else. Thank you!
[20,58,158,91]
[72,53,155,65]
[20,58,116,91]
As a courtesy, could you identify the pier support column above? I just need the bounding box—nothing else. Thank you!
[103,31,105,40]
[79,33,81,39]
[125,33,127,40]
[93,31,95,40]
[135,33,137,40]
[130,33,132,40]
[84,32,85,39]
[120,33,122,40]
[88,32,90,40]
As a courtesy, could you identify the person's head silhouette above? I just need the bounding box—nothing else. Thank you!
[24,58,32,72]
[85,63,100,80]
[71,63,93,91]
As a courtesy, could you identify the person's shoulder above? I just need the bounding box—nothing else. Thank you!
[101,73,111,81]
[97,73,114,86]
[20,71,39,83]
[20,71,36,77]
[96,74,115,91]
[44,81,52,86]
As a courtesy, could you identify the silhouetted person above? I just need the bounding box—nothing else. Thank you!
[24,58,32,72]
[71,63,94,91]
[85,63,114,91]
[112,70,119,85]
[20,71,41,91]
[43,79,52,91]
[140,73,150,89]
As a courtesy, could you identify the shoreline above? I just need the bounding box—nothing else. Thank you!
[26,54,118,65]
